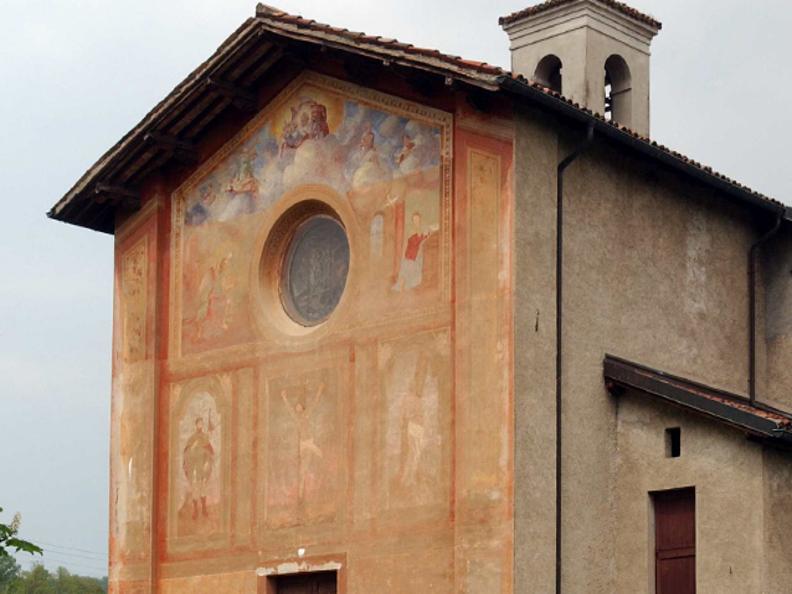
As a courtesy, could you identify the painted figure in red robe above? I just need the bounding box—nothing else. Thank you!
[393,211,434,292]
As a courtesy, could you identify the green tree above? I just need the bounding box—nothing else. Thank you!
[5,565,50,594]
[0,508,42,558]
[53,567,106,594]
[0,556,21,593]
[5,565,107,594]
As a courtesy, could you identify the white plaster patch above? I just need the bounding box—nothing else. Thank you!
[256,560,343,577]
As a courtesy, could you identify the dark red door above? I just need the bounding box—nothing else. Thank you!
[654,488,696,594]
[273,571,337,594]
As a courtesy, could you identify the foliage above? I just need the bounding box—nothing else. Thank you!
[0,508,106,592]
[3,564,107,594]
[0,556,21,590]
[0,508,42,558]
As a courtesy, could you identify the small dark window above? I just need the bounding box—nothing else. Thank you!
[665,427,681,458]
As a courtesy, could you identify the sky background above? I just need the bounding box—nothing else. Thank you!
[1,0,791,579]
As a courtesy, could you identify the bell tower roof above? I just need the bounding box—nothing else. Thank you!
[500,0,660,135]
[499,0,661,30]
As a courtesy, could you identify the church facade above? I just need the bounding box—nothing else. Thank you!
[50,1,792,593]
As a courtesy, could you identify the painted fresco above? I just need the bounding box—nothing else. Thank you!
[151,72,516,592]
[264,367,340,528]
[168,376,231,551]
[111,229,155,572]
[171,72,451,358]
[378,330,451,513]
[112,365,152,561]
[177,392,221,534]
[120,238,147,362]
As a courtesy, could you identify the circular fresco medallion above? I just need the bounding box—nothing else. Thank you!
[281,215,350,326]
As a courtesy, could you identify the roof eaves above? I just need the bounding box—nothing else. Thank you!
[497,75,790,219]
[48,17,262,223]
[49,5,789,233]
[253,6,504,89]
[251,9,790,220]
[604,355,792,449]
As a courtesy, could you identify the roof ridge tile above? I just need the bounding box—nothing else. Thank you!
[49,4,783,229]
[499,0,662,30]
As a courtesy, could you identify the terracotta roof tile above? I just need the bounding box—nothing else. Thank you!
[499,0,662,30]
[255,3,507,76]
[502,72,784,209]
[49,4,786,230]
[252,6,786,210]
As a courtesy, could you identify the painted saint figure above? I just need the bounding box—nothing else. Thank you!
[185,184,216,226]
[279,99,330,155]
[395,133,416,169]
[223,146,259,219]
[194,253,234,339]
[399,386,426,486]
[393,211,437,292]
[182,415,215,520]
[350,124,390,187]
[281,382,325,500]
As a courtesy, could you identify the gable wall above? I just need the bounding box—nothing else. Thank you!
[109,67,516,594]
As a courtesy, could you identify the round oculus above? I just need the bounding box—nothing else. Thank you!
[280,215,350,326]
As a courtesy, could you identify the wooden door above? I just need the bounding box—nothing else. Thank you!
[654,488,695,594]
[272,571,337,594]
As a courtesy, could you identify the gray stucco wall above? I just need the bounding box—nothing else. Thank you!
[762,448,792,592]
[616,397,765,593]
[513,105,560,594]
[563,135,757,592]
[513,105,792,593]
[764,230,792,410]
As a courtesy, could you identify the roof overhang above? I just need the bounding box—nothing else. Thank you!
[48,5,792,234]
[499,76,792,222]
[604,355,792,450]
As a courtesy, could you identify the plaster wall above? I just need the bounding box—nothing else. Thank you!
[508,116,770,592]
[615,397,765,593]
[109,198,164,594]
[109,71,515,593]
[512,106,559,594]
[763,231,792,410]
[762,448,792,592]
[105,63,792,594]
[560,144,758,592]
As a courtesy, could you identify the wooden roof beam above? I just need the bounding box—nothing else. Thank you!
[143,132,198,165]
[205,77,256,112]
[239,46,283,86]
[94,183,141,209]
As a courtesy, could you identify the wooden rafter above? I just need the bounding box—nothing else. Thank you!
[205,77,256,112]
[143,132,198,164]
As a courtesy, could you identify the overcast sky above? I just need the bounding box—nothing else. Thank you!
[1,0,791,579]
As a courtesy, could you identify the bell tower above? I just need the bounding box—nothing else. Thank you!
[500,0,661,136]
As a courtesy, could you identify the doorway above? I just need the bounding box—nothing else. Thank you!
[653,487,695,594]
[268,571,337,594]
